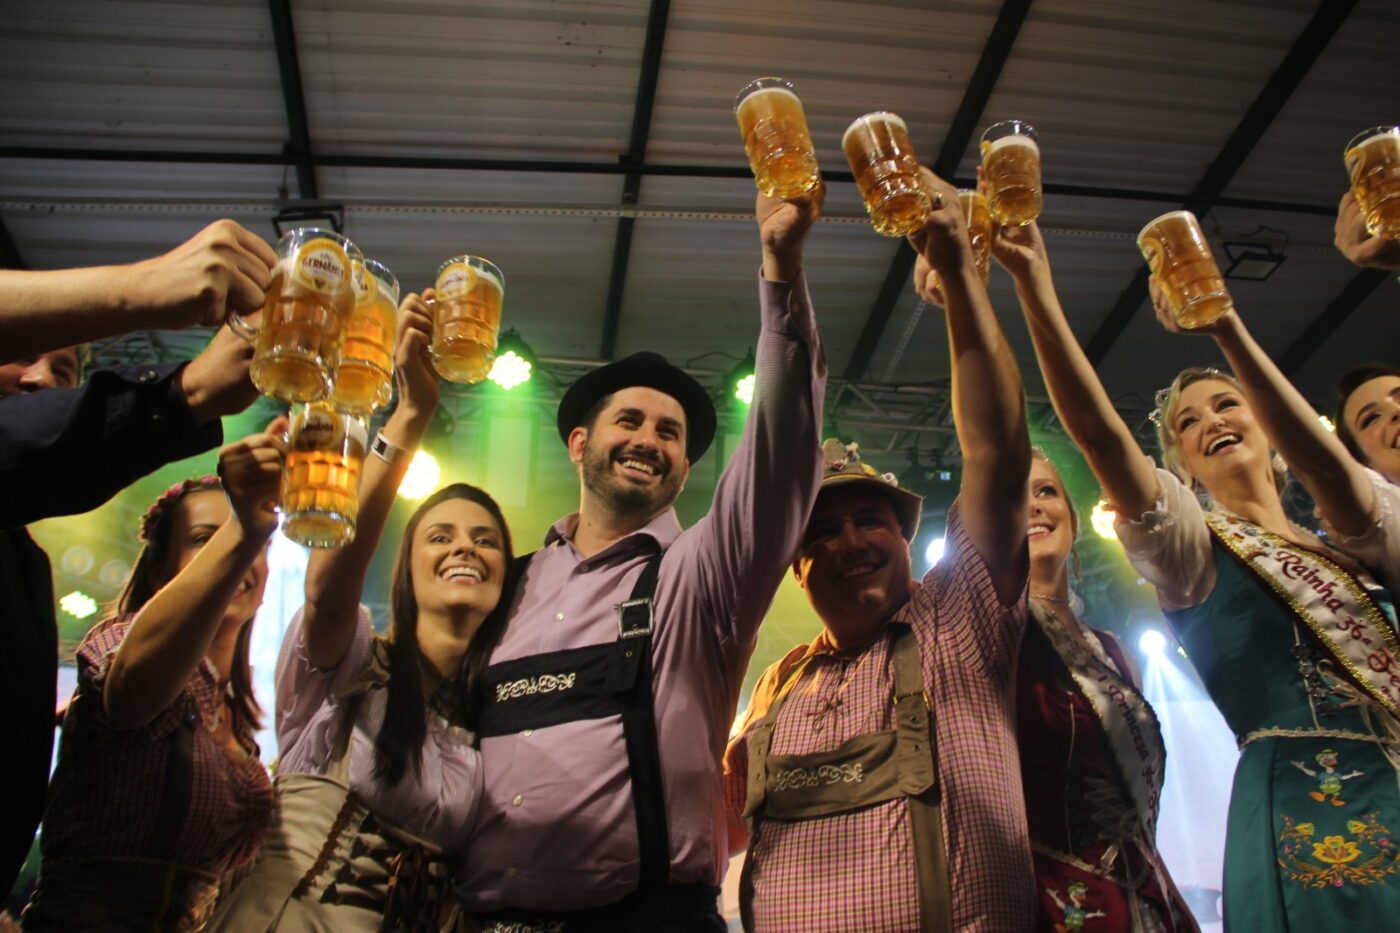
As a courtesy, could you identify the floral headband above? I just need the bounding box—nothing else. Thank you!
[138,475,221,542]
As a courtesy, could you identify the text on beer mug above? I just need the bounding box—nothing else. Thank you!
[1345,126,1400,240]
[228,228,361,403]
[842,112,934,237]
[735,77,822,200]
[281,402,368,548]
[429,256,505,385]
[1137,210,1233,330]
[330,258,399,415]
[980,120,1042,226]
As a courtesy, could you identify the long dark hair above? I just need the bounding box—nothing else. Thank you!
[373,483,516,786]
[116,478,262,738]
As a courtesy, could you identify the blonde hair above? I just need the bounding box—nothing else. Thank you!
[1153,367,1287,494]
[1029,446,1082,582]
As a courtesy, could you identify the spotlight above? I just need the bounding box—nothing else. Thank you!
[1139,628,1168,655]
[1091,499,1118,540]
[728,351,756,407]
[488,329,535,390]
[925,536,946,567]
[398,450,441,500]
[60,591,98,620]
[1318,415,1335,433]
[1223,234,1287,282]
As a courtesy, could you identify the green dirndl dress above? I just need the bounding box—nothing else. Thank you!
[1166,537,1400,930]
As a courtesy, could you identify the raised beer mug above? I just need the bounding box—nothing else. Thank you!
[1137,210,1233,330]
[928,189,993,298]
[842,112,935,237]
[228,228,361,403]
[1344,126,1400,240]
[281,401,368,548]
[427,255,505,385]
[329,258,399,414]
[980,120,1042,226]
[735,77,822,200]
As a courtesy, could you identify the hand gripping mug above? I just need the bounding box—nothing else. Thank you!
[427,256,505,384]
[228,228,361,403]
[280,401,368,548]
[329,258,399,414]
[1344,126,1400,239]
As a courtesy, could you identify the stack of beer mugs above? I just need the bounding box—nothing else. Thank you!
[228,228,506,548]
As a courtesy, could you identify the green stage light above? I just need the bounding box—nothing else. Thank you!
[60,590,98,620]
[1091,499,1118,540]
[734,373,755,406]
[398,450,442,500]
[728,350,756,407]
[488,329,535,391]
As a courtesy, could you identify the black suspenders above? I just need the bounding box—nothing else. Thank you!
[477,549,672,893]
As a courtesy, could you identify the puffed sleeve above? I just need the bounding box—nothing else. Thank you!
[1114,468,1216,612]
[1325,467,1400,595]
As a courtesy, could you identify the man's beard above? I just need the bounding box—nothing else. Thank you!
[581,438,683,517]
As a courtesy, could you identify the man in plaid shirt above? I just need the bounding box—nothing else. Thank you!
[724,167,1035,932]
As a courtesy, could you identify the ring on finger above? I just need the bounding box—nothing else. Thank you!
[930,191,945,211]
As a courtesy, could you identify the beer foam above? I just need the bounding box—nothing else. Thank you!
[474,263,505,294]
[739,85,801,114]
[1136,210,1198,245]
[984,134,1039,157]
[842,111,908,149]
[1354,128,1400,150]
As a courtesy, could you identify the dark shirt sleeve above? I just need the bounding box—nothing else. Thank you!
[0,362,223,528]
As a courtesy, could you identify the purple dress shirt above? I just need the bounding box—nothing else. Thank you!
[459,273,826,912]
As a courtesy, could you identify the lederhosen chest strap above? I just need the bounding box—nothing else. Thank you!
[477,548,672,894]
[740,623,951,932]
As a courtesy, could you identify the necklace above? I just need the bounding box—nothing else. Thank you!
[1030,593,1072,605]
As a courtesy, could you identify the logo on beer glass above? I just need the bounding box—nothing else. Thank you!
[330,258,400,415]
[282,401,368,549]
[436,262,478,301]
[430,256,505,385]
[293,238,350,296]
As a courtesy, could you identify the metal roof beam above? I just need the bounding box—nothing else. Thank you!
[0,215,23,268]
[1278,267,1389,376]
[0,147,1341,217]
[1083,0,1357,366]
[599,0,672,360]
[842,0,1033,381]
[268,0,318,200]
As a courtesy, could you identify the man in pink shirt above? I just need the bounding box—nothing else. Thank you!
[459,189,827,931]
[725,167,1036,932]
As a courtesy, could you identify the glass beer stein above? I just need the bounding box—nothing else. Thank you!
[281,401,368,548]
[735,77,822,200]
[329,258,399,414]
[1137,210,1233,330]
[428,256,505,385]
[1345,126,1400,239]
[228,228,360,403]
[981,120,1042,226]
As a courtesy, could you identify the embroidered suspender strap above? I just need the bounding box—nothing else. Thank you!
[610,551,670,893]
[144,694,198,859]
[740,624,950,932]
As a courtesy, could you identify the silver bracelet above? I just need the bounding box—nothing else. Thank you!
[370,432,412,466]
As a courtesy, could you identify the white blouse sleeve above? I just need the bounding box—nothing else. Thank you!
[1113,468,1216,612]
[1326,467,1400,595]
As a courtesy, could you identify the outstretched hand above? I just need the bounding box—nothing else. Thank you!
[1148,274,1238,337]
[1334,191,1400,270]
[395,287,440,422]
[989,218,1049,281]
[123,220,278,329]
[907,167,969,307]
[758,183,825,282]
[217,416,288,540]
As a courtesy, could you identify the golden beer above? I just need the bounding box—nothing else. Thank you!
[981,120,1042,226]
[229,228,359,403]
[1345,127,1400,239]
[927,189,992,298]
[430,256,504,385]
[735,77,822,199]
[281,401,367,548]
[1137,211,1233,330]
[329,259,399,414]
[842,112,934,237]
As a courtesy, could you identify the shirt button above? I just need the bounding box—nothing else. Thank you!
[522,729,533,737]
[506,867,518,877]
[512,794,524,807]
[555,612,564,621]
[138,368,158,384]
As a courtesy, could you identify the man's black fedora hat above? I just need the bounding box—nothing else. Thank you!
[556,351,718,462]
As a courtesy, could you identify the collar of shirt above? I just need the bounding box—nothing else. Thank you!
[542,507,684,566]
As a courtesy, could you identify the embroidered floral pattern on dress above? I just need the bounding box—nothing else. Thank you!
[1277,811,1400,889]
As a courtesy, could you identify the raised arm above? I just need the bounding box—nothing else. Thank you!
[991,221,1161,521]
[910,168,1029,603]
[299,291,440,670]
[0,220,276,363]
[103,422,285,728]
[1147,281,1377,538]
